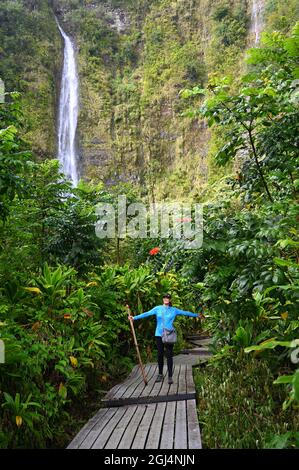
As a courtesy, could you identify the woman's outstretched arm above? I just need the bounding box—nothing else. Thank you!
[131,306,158,320]
[174,307,200,318]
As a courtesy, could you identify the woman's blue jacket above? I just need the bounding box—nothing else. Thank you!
[133,305,198,337]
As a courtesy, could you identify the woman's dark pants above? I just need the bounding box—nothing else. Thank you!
[155,336,174,377]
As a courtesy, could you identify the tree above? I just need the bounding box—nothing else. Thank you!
[181,23,299,204]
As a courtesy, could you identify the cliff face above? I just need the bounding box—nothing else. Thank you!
[1,0,298,199]
[0,0,62,157]
[53,0,251,200]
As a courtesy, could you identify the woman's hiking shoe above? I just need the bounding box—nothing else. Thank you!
[168,377,173,385]
[155,374,163,382]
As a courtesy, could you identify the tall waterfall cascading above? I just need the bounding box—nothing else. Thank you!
[56,18,79,186]
[250,0,264,44]
[233,0,265,175]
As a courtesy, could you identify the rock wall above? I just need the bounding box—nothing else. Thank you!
[0,0,62,157]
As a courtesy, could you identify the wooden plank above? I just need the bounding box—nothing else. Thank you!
[174,363,184,393]
[167,363,180,395]
[181,348,212,355]
[104,405,138,449]
[118,405,147,449]
[92,406,128,449]
[131,403,157,449]
[140,365,159,396]
[186,335,210,340]
[145,402,166,449]
[111,367,147,399]
[160,401,176,449]
[187,400,202,449]
[174,400,187,449]
[100,392,196,408]
[67,408,109,449]
[186,365,195,394]
[102,372,145,404]
[174,354,202,367]
[78,408,118,449]
[178,364,187,395]
[130,365,157,398]
[189,338,211,347]
[114,364,152,399]
[104,365,139,400]
[117,365,151,400]
[159,364,177,397]
[140,365,161,397]
[148,366,165,398]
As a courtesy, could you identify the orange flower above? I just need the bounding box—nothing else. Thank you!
[149,247,160,256]
[176,217,192,223]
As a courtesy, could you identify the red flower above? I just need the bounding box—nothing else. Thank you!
[149,247,160,256]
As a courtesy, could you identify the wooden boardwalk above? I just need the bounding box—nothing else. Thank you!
[67,335,210,449]
[67,398,201,449]
[68,364,201,449]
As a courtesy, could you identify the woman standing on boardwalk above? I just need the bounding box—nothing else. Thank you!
[128,294,204,385]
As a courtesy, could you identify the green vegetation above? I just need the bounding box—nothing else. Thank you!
[194,355,299,448]
[0,97,201,447]
[180,23,299,448]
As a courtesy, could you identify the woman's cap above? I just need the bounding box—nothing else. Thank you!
[163,293,171,299]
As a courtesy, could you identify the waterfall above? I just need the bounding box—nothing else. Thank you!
[56,18,79,186]
[250,0,264,44]
[111,10,126,33]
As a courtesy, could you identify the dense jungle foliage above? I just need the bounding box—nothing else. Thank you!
[0,0,298,449]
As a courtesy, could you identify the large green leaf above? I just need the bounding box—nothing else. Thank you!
[245,339,299,353]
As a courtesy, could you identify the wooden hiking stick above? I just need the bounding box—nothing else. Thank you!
[126,304,148,386]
